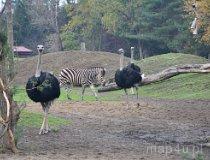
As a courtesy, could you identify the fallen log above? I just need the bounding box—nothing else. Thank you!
[98,63,210,92]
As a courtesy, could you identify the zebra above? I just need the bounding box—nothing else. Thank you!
[59,67,106,100]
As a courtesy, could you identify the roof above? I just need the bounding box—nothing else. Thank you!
[13,46,33,53]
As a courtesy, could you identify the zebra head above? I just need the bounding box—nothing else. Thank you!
[96,68,106,86]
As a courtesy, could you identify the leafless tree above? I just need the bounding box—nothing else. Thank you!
[6,0,14,81]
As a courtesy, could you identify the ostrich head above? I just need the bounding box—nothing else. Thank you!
[37,45,44,53]
[118,48,124,55]
[131,47,134,52]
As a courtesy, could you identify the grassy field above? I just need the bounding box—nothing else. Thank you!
[139,73,210,100]
[15,110,70,142]
[18,110,70,128]
[14,73,210,103]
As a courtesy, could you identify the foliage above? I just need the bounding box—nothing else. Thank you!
[3,0,210,57]
[63,0,210,57]
[13,0,32,45]
[185,0,210,44]
[60,31,80,50]
[0,32,7,45]
[64,0,105,50]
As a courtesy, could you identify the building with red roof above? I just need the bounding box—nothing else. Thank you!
[13,46,33,57]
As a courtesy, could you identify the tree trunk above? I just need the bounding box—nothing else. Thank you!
[138,39,144,60]
[98,63,210,92]
[6,0,14,81]
[52,0,63,51]
[0,35,19,153]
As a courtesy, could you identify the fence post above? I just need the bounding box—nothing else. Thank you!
[81,42,86,52]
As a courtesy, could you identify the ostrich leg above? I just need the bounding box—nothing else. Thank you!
[39,102,46,135]
[44,102,51,133]
[130,87,135,95]
[39,102,50,135]
[135,86,139,99]
[124,89,129,100]
[124,89,128,96]
[132,84,139,99]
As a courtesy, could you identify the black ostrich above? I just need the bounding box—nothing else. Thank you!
[26,45,60,135]
[114,48,142,98]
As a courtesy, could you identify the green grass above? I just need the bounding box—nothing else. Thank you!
[13,53,210,102]
[18,110,70,128]
[14,73,210,102]
[13,85,123,102]
[139,73,210,100]
[14,110,70,143]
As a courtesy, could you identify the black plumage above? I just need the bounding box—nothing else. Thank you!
[127,63,141,73]
[114,48,142,97]
[115,64,142,89]
[26,72,60,102]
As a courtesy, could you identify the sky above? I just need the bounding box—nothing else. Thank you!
[0,0,70,9]
[0,0,3,10]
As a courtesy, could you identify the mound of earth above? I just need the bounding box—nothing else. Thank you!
[14,51,130,85]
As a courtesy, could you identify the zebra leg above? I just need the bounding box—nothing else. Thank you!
[66,85,72,100]
[81,85,86,100]
[90,84,98,100]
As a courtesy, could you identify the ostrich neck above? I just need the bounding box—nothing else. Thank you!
[35,51,42,77]
[120,52,124,70]
[131,50,134,64]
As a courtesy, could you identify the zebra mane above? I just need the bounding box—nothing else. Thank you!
[87,66,104,69]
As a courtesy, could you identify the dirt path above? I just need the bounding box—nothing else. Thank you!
[1,98,210,160]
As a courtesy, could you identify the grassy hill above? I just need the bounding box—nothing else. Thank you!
[14,51,210,101]
[137,53,207,74]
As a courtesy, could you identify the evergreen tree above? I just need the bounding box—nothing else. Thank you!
[126,0,192,56]
[13,0,32,45]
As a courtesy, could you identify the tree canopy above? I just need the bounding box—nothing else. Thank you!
[1,0,210,57]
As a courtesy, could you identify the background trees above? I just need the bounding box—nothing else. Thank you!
[1,0,210,57]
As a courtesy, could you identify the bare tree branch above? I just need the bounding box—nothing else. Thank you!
[98,63,210,92]
[0,78,10,121]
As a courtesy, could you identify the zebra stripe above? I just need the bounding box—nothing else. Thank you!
[59,67,106,100]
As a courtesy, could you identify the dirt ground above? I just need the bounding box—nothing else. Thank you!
[1,98,210,160]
